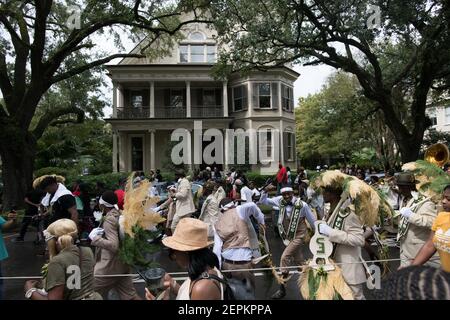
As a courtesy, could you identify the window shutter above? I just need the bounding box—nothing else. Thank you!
[242,85,248,110]
[272,83,279,110]
[164,89,170,107]
[252,83,258,109]
[182,90,187,107]
[289,88,294,111]
[196,89,203,106]
[228,88,233,111]
[215,88,222,106]
[283,132,289,161]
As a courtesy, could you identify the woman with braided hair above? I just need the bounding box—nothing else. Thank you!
[374,266,450,300]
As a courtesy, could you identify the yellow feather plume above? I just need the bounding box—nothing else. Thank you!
[122,173,165,238]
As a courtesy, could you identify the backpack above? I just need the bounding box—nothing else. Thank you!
[189,272,236,300]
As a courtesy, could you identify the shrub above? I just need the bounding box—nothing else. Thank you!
[34,167,70,179]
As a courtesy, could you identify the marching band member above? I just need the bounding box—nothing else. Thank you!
[317,185,367,300]
[394,172,440,268]
[259,185,316,299]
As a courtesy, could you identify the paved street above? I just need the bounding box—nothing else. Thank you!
[1,213,400,300]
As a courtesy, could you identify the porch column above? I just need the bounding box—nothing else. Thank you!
[223,81,228,117]
[279,120,284,165]
[149,81,155,118]
[224,128,230,171]
[279,82,283,117]
[119,132,126,172]
[150,129,156,170]
[118,84,125,109]
[186,81,191,118]
[112,130,118,172]
[112,82,118,118]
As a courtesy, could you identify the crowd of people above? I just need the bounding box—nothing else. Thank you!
[1,162,449,301]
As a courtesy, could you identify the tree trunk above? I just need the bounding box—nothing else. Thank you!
[397,137,422,164]
[0,127,36,211]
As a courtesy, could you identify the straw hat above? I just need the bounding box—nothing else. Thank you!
[162,218,213,251]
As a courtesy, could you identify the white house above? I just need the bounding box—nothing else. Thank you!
[105,15,298,174]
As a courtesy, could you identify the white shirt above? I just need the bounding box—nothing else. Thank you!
[240,186,253,203]
[213,202,265,267]
[259,192,316,227]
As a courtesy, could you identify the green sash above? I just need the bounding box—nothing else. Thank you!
[397,195,425,241]
[328,206,351,257]
[278,198,303,246]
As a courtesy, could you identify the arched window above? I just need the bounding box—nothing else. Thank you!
[189,32,205,41]
[179,31,216,63]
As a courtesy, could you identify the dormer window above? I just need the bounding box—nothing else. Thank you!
[179,31,217,63]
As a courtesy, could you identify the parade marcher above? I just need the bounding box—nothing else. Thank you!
[198,181,221,240]
[395,172,440,268]
[114,177,126,210]
[90,191,140,300]
[259,185,316,299]
[25,219,102,300]
[145,218,226,300]
[412,184,450,272]
[317,185,367,300]
[38,175,78,259]
[213,198,265,296]
[169,169,196,233]
[0,210,17,299]
[214,182,227,203]
[13,188,45,242]
[155,169,163,183]
[275,163,288,195]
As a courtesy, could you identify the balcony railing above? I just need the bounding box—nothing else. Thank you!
[192,105,223,118]
[155,106,187,118]
[115,105,224,119]
[117,107,150,119]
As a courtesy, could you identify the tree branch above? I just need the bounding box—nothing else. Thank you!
[50,53,145,84]
[32,105,85,140]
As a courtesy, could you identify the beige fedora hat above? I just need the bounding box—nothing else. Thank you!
[162,218,213,251]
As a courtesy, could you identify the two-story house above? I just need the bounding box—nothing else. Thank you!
[105,17,298,174]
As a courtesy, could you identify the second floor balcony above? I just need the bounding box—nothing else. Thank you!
[111,80,228,119]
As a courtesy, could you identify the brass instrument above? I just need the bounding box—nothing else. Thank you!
[424,143,450,167]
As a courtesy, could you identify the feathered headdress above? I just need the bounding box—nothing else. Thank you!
[121,173,165,238]
[32,175,65,189]
[312,170,393,226]
[402,160,450,202]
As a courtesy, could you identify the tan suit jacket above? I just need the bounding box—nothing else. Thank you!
[91,209,130,275]
[327,206,366,285]
[174,178,196,217]
[399,196,440,266]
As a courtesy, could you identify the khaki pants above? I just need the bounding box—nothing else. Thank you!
[222,260,255,294]
[280,237,304,274]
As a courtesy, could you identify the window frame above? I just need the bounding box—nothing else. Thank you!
[232,85,248,112]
